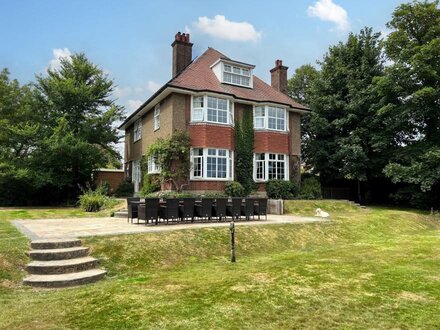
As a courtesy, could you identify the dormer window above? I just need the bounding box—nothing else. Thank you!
[223,64,251,87]
[211,60,254,88]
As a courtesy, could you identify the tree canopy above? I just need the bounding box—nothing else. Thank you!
[0,54,124,205]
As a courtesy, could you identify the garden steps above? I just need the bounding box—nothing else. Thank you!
[113,209,128,218]
[24,239,106,288]
[23,269,107,288]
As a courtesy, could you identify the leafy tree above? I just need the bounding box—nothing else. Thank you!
[32,53,124,199]
[305,27,385,202]
[288,64,319,107]
[377,0,440,207]
[235,109,255,195]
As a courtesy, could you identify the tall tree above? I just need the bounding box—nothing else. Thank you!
[305,27,385,202]
[32,53,124,200]
[378,0,440,207]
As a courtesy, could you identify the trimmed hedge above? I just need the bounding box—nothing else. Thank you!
[266,180,298,199]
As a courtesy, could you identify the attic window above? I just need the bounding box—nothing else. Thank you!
[222,63,252,87]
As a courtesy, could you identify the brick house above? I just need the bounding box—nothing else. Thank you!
[119,32,310,194]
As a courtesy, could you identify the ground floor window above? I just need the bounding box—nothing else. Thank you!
[253,153,288,181]
[147,156,161,174]
[132,159,142,192]
[191,148,233,180]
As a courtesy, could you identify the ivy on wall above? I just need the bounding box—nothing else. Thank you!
[235,109,255,195]
[146,130,191,192]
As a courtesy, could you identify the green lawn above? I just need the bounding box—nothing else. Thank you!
[1,201,440,329]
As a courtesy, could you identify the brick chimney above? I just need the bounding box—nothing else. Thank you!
[270,59,288,95]
[171,32,193,77]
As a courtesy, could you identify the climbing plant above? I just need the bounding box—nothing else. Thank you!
[235,110,255,195]
[146,130,191,192]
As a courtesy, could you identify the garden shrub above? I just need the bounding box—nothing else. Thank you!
[95,181,111,196]
[140,173,161,196]
[266,180,298,199]
[298,176,322,199]
[225,181,246,197]
[79,191,107,212]
[146,191,196,199]
[114,180,134,197]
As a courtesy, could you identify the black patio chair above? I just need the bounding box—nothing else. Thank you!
[159,198,180,223]
[227,197,242,220]
[127,197,141,223]
[195,198,214,221]
[254,198,268,220]
[179,198,195,222]
[213,198,228,221]
[241,198,256,221]
[138,198,160,225]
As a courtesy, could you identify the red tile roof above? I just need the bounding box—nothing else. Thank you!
[168,47,309,110]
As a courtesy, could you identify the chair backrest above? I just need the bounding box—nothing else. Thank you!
[181,198,195,218]
[257,198,268,214]
[144,198,160,220]
[244,198,255,216]
[215,198,228,217]
[164,198,180,219]
[127,197,140,205]
[200,198,214,217]
[230,198,243,216]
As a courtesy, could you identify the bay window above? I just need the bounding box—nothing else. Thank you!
[191,95,233,125]
[253,153,289,181]
[253,105,287,131]
[191,148,233,180]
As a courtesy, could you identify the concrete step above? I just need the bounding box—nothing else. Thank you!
[113,211,128,218]
[26,256,99,275]
[29,246,89,261]
[31,238,81,250]
[23,269,107,288]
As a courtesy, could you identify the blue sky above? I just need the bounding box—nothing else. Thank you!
[0,0,405,115]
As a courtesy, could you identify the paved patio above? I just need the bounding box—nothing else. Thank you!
[12,215,329,240]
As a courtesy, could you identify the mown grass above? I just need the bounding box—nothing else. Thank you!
[1,200,440,329]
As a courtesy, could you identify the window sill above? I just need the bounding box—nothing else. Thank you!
[254,128,289,134]
[190,178,232,182]
[189,122,234,128]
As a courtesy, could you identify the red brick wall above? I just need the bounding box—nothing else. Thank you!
[187,181,226,191]
[189,124,234,149]
[254,131,290,154]
[94,171,124,194]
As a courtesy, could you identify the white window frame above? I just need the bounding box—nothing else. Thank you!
[253,152,289,182]
[253,105,288,132]
[133,119,142,142]
[190,148,234,181]
[132,159,142,192]
[191,95,234,125]
[153,104,160,131]
[222,62,253,88]
[147,156,161,174]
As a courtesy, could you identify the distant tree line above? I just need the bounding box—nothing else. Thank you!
[0,54,123,205]
[289,0,440,209]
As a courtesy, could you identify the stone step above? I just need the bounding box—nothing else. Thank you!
[26,256,99,275]
[31,238,81,250]
[23,269,107,288]
[113,211,128,218]
[29,246,89,261]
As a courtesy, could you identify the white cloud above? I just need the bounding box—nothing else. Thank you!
[147,81,161,94]
[48,48,72,70]
[127,99,143,111]
[307,0,350,31]
[195,15,261,42]
[113,86,132,99]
